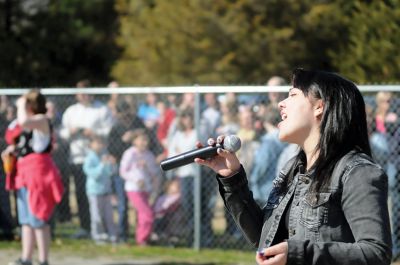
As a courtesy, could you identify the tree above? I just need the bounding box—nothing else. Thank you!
[113,0,400,85]
[113,0,314,85]
[331,0,400,83]
[0,0,121,87]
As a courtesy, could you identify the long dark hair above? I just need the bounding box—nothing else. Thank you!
[289,69,371,192]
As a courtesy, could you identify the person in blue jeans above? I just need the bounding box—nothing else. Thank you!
[107,100,146,242]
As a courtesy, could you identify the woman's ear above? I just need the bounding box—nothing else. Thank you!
[314,99,324,119]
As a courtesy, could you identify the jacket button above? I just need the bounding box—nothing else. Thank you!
[289,229,296,236]
[275,215,280,220]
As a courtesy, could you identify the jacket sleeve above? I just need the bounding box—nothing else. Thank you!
[287,163,392,265]
[216,166,265,247]
[83,153,106,180]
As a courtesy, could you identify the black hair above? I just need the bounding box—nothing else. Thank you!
[286,69,371,192]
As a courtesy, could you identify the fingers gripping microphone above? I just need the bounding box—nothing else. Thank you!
[160,135,241,171]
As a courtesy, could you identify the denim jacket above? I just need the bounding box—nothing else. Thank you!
[216,150,392,265]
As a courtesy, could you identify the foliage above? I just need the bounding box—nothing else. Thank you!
[0,0,121,87]
[331,0,400,83]
[113,0,308,85]
[1,0,400,86]
[113,0,400,85]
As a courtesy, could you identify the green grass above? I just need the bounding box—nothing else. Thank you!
[0,239,255,265]
[0,218,255,264]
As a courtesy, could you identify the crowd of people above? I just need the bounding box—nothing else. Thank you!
[0,75,399,263]
[196,69,393,265]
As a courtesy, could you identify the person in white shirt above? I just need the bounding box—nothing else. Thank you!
[60,80,114,239]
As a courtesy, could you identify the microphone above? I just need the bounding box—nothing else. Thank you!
[160,135,241,171]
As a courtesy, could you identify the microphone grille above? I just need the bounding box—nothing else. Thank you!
[223,135,241,152]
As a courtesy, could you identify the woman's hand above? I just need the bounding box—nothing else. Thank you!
[16,96,27,109]
[194,135,241,177]
[1,145,15,161]
[256,242,288,265]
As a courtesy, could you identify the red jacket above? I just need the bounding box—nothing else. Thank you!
[16,153,64,221]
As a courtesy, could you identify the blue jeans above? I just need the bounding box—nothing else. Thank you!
[113,175,128,241]
[17,188,47,228]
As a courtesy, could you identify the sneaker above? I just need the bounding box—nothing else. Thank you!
[8,258,32,265]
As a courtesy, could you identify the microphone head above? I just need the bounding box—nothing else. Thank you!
[223,135,241,152]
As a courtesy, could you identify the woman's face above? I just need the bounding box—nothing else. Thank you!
[181,115,193,130]
[278,88,322,146]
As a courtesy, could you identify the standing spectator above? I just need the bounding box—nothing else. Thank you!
[167,108,198,244]
[253,77,288,138]
[107,81,120,118]
[374,92,400,260]
[216,95,239,136]
[156,101,176,156]
[167,106,217,247]
[215,95,241,241]
[375,91,397,134]
[3,90,64,265]
[249,106,287,206]
[0,95,13,117]
[166,94,178,110]
[60,79,114,239]
[83,135,117,244]
[46,100,71,223]
[266,76,287,107]
[107,99,146,242]
[137,93,160,130]
[119,129,160,246]
[201,93,221,138]
[179,93,195,110]
[137,93,165,162]
[236,106,259,173]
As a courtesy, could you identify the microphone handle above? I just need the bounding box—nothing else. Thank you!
[160,145,219,171]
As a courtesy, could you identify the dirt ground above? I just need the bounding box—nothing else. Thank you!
[1,248,400,265]
[0,249,162,265]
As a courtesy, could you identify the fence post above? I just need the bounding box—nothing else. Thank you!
[193,91,201,250]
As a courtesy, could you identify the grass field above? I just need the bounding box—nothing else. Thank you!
[2,238,400,265]
[0,238,255,265]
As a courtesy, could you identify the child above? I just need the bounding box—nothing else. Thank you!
[119,128,160,246]
[2,90,64,265]
[83,135,117,244]
[151,178,182,243]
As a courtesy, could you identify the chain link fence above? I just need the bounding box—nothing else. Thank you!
[0,86,398,251]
